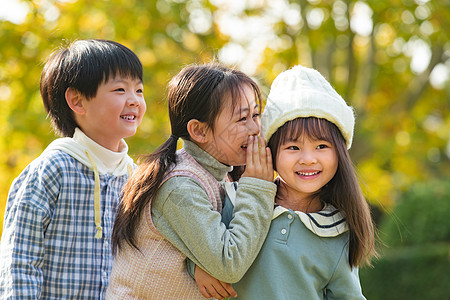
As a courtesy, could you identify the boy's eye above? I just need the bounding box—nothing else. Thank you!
[136,88,143,93]
[115,88,125,92]
[287,145,299,150]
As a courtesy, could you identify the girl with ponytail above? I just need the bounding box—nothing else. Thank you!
[107,63,276,299]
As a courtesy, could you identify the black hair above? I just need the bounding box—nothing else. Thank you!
[40,39,143,137]
[112,63,262,253]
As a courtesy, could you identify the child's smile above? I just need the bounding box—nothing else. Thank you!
[120,114,137,121]
[276,137,338,207]
[76,76,146,152]
[295,169,321,178]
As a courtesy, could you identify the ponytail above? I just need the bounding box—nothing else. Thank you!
[111,136,178,254]
[112,62,262,254]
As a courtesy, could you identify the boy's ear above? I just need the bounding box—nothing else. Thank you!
[187,119,210,144]
[65,88,86,114]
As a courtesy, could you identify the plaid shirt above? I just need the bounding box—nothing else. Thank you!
[0,150,129,299]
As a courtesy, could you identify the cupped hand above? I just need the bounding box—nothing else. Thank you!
[242,135,274,182]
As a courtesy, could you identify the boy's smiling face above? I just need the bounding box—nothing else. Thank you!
[71,75,146,152]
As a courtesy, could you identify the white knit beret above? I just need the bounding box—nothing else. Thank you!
[261,65,355,149]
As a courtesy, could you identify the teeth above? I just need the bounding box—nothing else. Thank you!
[297,171,319,176]
[121,115,135,120]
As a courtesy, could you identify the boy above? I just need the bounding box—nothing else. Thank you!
[0,39,146,299]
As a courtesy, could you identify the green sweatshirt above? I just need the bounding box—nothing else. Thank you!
[151,140,277,283]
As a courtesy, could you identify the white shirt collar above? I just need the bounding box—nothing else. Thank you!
[273,204,348,237]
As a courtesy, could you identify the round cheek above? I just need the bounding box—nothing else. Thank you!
[330,153,339,176]
[140,101,147,115]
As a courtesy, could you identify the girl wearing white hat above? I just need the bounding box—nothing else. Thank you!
[195,65,377,299]
[237,65,377,299]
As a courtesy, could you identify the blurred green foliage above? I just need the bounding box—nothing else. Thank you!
[361,243,449,299]
[0,0,230,231]
[0,3,449,296]
[380,179,450,246]
[361,178,450,299]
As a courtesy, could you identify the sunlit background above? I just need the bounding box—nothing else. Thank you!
[1,0,449,298]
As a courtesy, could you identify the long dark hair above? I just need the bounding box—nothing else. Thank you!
[268,117,377,268]
[112,63,262,254]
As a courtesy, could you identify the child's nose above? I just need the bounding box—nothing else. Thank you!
[299,150,318,165]
[247,118,260,136]
[127,93,141,106]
